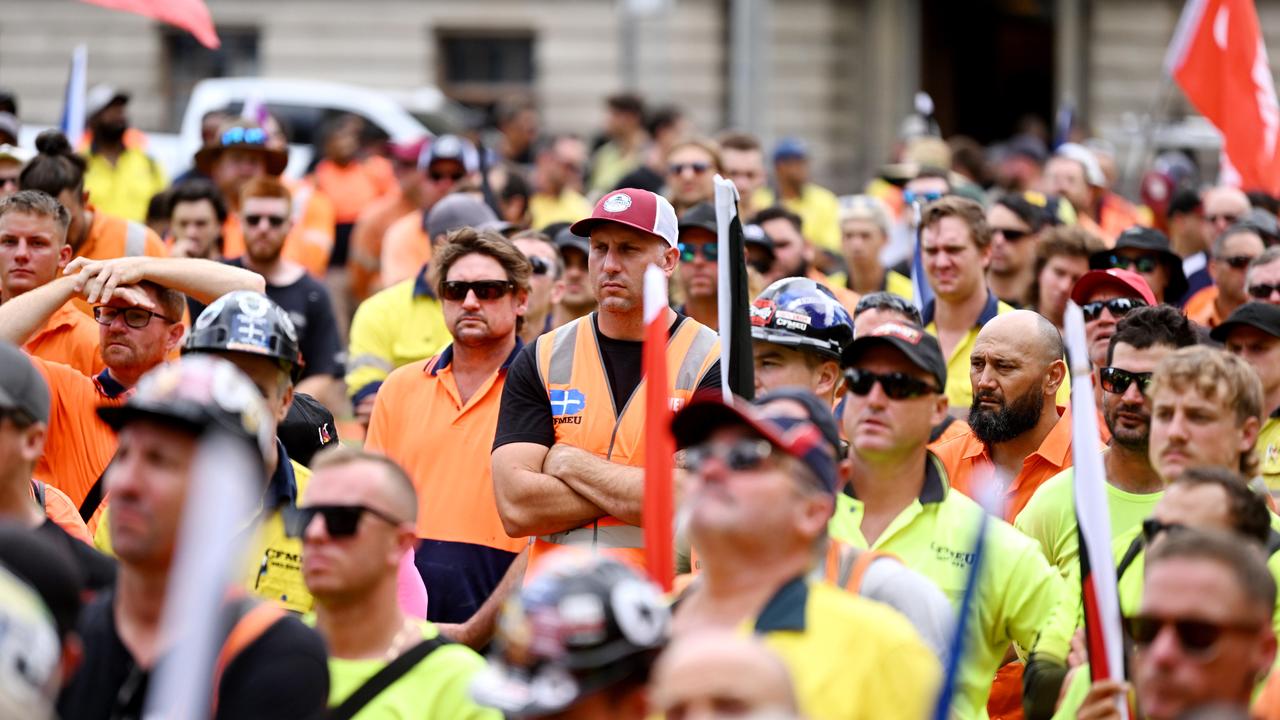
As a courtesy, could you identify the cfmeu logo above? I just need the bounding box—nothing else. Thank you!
[550,388,586,424]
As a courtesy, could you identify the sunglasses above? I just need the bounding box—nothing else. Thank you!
[844,368,939,400]
[685,438,774,474]
[1124,613,1259,659]
[1219,254,1257,270]
[440,280,515,302]
[219,126,268,147]
[1206,213,1241,226]
[1099,366,1153,396]
[0,176,17,188]
[428,169,465,183]
[1248,282,1280,300]
[1106,254,1160,274]
[992,227,1032,242]
[1080,297,1146,322]
[289,504,403,538]
[245,213,287,228]
[528,255,552,277]
[678,241,718,263]
[92,305,176,329]
[1140,517,1186,545]
[669,162,710,176]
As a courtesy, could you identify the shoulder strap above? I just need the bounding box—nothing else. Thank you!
[1116,534,1146,582]
[328,635,451,720]
[31,479,46,511]
[124,220,147,256]
[79,471,107,522]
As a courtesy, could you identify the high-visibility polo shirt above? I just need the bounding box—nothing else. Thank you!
[365,341,525,622]
[324,619,498,719]
[82,147,167,223]
[31,359,124,510]
[830,454,1073,720]
[222,181,337,278]
[70,207,168,317]
[754,183,843,253]
[379,210,430,290]
[923,293,1015,411]
[24,300,104,377]
[345,265,449,404]
[742,576,941,720]
[529,188,592,230]
[1259,412,1280,496]
[933,406,1075,524]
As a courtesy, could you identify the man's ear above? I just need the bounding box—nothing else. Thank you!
[659,245,679,276]
[166,320,186,353]
[57,244,73,270]
[1045,359,1068,397]
[931,394,949,427]
[514,288,530,317]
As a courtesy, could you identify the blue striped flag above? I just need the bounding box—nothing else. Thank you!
[910,205,934,314]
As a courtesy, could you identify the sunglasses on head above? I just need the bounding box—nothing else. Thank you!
[1080,297,1146,322]
[1206,213,1241,226]
[903,190,944,206]
[1107,254,1160,274]
[527,255,552,277]
[685,438,775,474]
[1124,613,1259,659]
[844,368,939,400]
[1219,254,1256,270]
[92,305,176,329]
[245,213,287,228]
[1140,517,1186,545]
[678,241,718,263]
[1248,282,1280,300]
[219,126,268,148]
[669,162,710,176]
[992,227,1031,242]
[440,280,515,302]
[1099,366,1153,396]
[289,504,403,538]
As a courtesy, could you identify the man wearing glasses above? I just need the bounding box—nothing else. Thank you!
[511,230,566,345]
[1186,221,1266,328]
[835,320,1073,720]
[986,192,1054,308]
[674,202,720,330]
[1070,268,1157,408]
[663,138,720,217]
[1089,226,1189,305]
[1245,246,1280,307]
[1212,302,1280,495]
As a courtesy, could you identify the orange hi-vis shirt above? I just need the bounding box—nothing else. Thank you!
[24,300,104,377]
[222,179,337,278]
[70,207,168,317]
[34,480,94,545]
[30,357,125,511]
[312,155,395,224]
[379,210,429,290]
[347,189,416,302]
[931,405,1075,524]
[1184,285,1223,328]
[531,314,720,570]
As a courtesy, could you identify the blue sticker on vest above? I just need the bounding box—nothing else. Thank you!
[550,388,586,419]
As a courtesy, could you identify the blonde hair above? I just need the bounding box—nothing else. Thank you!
[1149,346,1263,477]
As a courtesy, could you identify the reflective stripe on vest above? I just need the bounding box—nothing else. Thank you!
[124,220,146,256]
[539,524,645,550]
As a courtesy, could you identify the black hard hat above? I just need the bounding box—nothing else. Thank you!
[471,552,669,717]
[750,277,855,361]
[184,291,304,381]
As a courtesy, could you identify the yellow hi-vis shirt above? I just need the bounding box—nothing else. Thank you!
[82,146,167,223]
[345,265,450,405]
[95,443,315,614]
[829,454,1074,720]
[744,576,941,720]
[1259,413,1280,496]
[753,183,843,253]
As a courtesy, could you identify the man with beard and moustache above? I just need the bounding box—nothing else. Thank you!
[80,86,166,224]
[1016,305,1199,576]
[932,310,1072,524]
[754,205,859,313]
[228,177,344,411]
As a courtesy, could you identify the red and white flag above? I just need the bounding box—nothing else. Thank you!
[80,0,220,49]
[642,264,675,591]
[1167,0,1280,193]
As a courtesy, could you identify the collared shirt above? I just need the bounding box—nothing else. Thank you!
[740,576,941,720]
[365,340,525,624]
[379,210,430,289]
[24,300,103,377]
[82,146,167,223]
[932,405,1075,523]
[923,292,1015,411]
[753,183,843,252]
[345,264,450,404]
[528,188,592,230]
[831,454,1073,719]
[30,356,124,510]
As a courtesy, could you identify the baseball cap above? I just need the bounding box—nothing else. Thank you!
[678,202,717,236]
[418,134,479,174]
[1210,302,1280,343]
[425,193,500,240]
[773,137,808,163]
[754,387,842,457]
[278,392,338,467]
[1070,268,1158,306]
[671,395,839,493]
[84,84,129,119]
[389,136,429,165]
[570,188,679,249]
[841,321,947,392]
[554,225,590,257]
[0,341,50,423]
[1004,133,1048,164]
[0,144,32,164]
[838,195,891,237]
[742,223,774,258]
[1090,226,1188,301]
[1054,142,1106,187]
[0,113,20,145]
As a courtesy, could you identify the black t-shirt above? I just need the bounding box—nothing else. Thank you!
[35,520,116,592]
[493,314,721,449]
[226,258,345,379]
[57,591,330,720]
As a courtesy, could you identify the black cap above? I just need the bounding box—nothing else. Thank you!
[842,321,947,390]
[1210,302,1280,343]
[0,341,49,423]
[677,202,717,235]
[742,223,775,257]
[1090,226,1188,302]
[278,392,338,467]
[754,387,841,456]
[554,226,590,257]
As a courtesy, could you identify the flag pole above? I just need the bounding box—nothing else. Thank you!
[642,264,675,590]
[714,174,753,401]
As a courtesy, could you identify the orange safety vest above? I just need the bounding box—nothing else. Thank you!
[532,313,719,569]
[822,542,895,595]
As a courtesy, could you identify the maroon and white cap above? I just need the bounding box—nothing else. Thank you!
[570,188,679,248]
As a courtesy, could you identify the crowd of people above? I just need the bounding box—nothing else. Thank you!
[3,81,1280,720]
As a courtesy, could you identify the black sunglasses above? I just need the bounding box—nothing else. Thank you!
[1140,517,1186,545]
[245,213,287,228]
[1080,297,1146,322]
[992,227,1031,242]
[527,255,552,277]
[428,169,465,182]
[1124,613,1259,658]
[1099,366,1153,396]
[685,438,774,474]
[1107,254,1159,274]
[844,368,939,400]
[441,280,515,302]
[678,241,718,263]
[1248,282,1280,300]
[219,126,268,147]
[1219,254,1257,270]
[288,504,403,538]
[92,305,176,329]
[669,162,710,176]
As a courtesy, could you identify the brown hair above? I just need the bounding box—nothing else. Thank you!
[1146,528,1276,616]
[1028,225,1105,312]
[140,280,187,324]
[666,137,724,174]
[430,227,532,330]
[920,196,992,250]
[240,176,292,215]
[0,189,70,240]
[717,131,763,154]
[1149,346,1263,477]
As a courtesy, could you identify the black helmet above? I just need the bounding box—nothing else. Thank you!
[184,291,303,381]
[750,277,855,361]
[471,551,669,717]
[97,356,275,463]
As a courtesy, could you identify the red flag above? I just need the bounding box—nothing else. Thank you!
[642,264,674,591]
[80,0,220,49]
[1167,0,1280,193]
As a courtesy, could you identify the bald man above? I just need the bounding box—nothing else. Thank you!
[649,632,799,720]
[932,310,1073,522]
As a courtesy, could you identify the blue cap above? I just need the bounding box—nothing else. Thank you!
[773,137,809,163]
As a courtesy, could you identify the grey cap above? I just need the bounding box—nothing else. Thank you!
[0,341,49,423]
[84,84,128,120]
[425,193,499,240]
[554,226,590,257]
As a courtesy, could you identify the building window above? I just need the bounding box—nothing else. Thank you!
[162,27,260,131]
[436,29,535,113]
